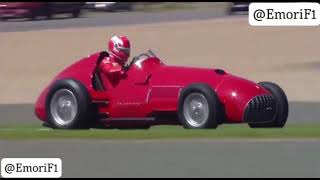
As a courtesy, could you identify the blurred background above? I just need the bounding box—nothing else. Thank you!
[0,2,319,123]
[0,2,248,21]
[1,2,320,178]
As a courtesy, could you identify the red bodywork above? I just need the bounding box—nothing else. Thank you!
[0,2,84,19]
[0,2,43,18]
[35,51,271,126]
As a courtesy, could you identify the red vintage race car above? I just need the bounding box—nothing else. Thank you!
[34,50,289,129]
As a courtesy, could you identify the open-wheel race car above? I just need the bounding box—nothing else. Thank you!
[34,50,289,129]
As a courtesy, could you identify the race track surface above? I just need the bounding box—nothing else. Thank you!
[1,139,319,178]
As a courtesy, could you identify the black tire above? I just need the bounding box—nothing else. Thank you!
[248,82,289,128]
[71,9,81,18]
[123,3,133,11]
[46,79,92,129]
[178,83,222,129]
[0,17,8,21]
[45,12,52,19]
[43,3,52,19]
[28,12,37,20]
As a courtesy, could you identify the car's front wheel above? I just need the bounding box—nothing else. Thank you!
[46,79,91,129]
[178,83,222,129]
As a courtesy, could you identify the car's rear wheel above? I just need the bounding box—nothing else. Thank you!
[178,83,222,129]
[46,79,91,129]
[248,82,289,128]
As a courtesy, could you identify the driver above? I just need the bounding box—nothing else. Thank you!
[99,35,130,87]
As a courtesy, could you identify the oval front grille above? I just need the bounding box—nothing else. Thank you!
[244,94,277,123]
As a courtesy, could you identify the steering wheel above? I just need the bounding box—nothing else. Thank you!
[125,53,151,71]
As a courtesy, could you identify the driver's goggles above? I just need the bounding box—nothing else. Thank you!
[115,44,130,55]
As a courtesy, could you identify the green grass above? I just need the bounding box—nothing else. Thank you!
[0,123,320,140]
[136,3,196,13]
[134,2,230,13]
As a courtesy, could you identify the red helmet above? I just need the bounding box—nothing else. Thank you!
[108,35,130,63]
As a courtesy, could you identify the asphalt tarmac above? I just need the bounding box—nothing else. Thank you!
[1,139,319,178]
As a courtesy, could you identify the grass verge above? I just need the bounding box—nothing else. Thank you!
[0,123,320,140]
[135,3,196,13]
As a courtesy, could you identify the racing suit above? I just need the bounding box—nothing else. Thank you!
[99,55,127,88]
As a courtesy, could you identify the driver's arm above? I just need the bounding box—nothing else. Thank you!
[100,60,126,78]
[100,60,121,73]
